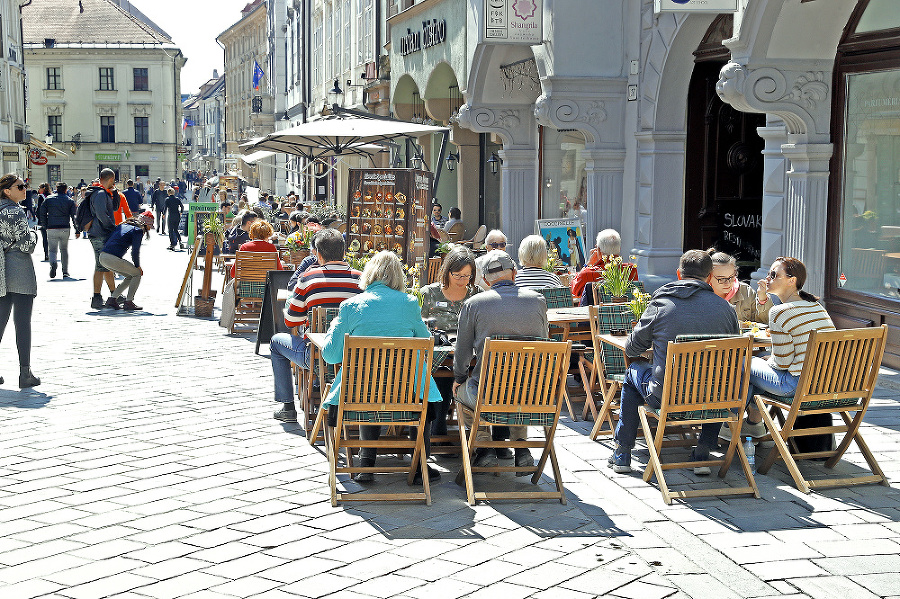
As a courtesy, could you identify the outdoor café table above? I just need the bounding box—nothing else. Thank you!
[547,306,591,343]
[596,332,770,366]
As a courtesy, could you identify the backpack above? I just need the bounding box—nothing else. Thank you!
[75,189,96,233]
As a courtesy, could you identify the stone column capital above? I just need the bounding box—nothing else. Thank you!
[454,104,536,149]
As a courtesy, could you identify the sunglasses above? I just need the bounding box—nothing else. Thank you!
[766,270,792,280]
[7,183,26,191]
[487,242,507,249]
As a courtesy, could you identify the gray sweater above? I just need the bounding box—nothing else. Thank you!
[626,278,739,399]
[454,279,548,384]
[0,199,37,296]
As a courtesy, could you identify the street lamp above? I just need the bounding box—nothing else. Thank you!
[45,131,53,145]
[411,154,422,170]
[487,152,501,175]
[329,79,343,95]
[445,151,459,172]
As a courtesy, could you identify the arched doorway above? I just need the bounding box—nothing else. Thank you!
[683,15,765,279]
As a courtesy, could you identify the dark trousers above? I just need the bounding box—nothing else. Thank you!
[40,228,48,258]
[156,209,166,233]
[0,293,34,367]
[167,217,181,247]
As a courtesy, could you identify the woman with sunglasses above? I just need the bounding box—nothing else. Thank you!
[722,257,835,441]
[707,249,771,323]
[0,174,40,387]
[420,247,479,437]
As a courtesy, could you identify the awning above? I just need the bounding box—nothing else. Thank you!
[29,136,69,158]
[241,150,276,164]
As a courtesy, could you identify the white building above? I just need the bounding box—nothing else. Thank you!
[22,0,186,186]
[183,72,226,177]
[0,0,34,176]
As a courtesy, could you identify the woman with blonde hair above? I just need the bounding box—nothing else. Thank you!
[0,174,39,386]
[322,251,442,483]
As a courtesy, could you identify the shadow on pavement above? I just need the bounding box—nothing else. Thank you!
[0,388,51,408]
[85,310,168,317]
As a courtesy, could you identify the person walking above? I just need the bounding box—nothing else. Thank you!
[164,188,184,250]
[35,183,50,261]
[37,182,77,279]
[123,179,142,214]
[98,211,154,311]
[151,181,167,235]
[87,170,119,309]
[0,174,40,387]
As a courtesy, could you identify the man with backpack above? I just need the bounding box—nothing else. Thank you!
[81,169,118,309]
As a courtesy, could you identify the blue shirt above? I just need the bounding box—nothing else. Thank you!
[123,187,142,213]
[101,224,144,267]
[321,282,441,406]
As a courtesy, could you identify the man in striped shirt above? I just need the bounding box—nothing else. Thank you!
[269,229,361,423]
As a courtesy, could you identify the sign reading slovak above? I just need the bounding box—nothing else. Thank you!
[482,0,542,45]
[29,149,47,166]
[654,0,737,13]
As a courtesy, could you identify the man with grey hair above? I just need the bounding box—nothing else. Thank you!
[453,250,548,471]
[269,228,362,423]
[570,228,637,305]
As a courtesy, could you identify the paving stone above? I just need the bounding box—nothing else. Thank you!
[56,572,156,599]
[609,580,678,599]
[790,575,881,599]
[812,554,900,576]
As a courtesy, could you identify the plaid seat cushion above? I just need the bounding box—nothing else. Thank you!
[237,280,267,299]
[538,286,574,309]
[492,334,554,343]
[675,333,741,343]
[649,407,731,421]
[432,347,453,372]
[342,410,419,423]
[597,304,634,378]
[759,393,861,410]
[481,411,556,426]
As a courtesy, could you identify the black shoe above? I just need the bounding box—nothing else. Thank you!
[49,263,57,278]
[62,272,70,279]
[413,465,441,484]
[273,409,298,423]
[495,448,514,459]
[514,447,535,476]
[689,445,712,476]
[19,370,40,388]
[90,295,104,309]
[122,300,143,311]
[104,297,121,310]
[353,458,376,482]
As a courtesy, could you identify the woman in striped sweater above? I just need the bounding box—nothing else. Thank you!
[728,257,835,439]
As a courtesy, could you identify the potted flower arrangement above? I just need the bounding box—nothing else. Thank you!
[627,288,652,328]
[598,255,636,302]
[285,229,312,264]
[195,213,226,317]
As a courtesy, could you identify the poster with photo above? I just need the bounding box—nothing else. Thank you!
[536,218,586,270]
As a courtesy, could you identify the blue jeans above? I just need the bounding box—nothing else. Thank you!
[270,333,311,403]
[614,361,719,450]
[746,357,798,406]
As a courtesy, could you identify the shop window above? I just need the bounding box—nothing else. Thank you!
[47,165,60,185]
[855,0,900,34]
[541,129,587,221]
[135,165,149,178]
[838,68,900,297]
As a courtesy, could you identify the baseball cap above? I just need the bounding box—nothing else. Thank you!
[484,250,516,274]
[139,211,155,228]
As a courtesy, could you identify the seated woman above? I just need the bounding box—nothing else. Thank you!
[322,251,442,483]
[708,249,771,324]
[287,210,304,234]
[724,257,835,441]
[420,247,479,436]
[515,235,563,290]
[443,206,462,232]
[230,220,283,278]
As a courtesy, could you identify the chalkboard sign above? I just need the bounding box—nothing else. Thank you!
[187,202,219,245]
[715,199,762,278]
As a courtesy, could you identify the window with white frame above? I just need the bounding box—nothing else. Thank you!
[46,67,61,90]
[324,7,332,82]
[314,15,322,89]
[343,0,351,74]
[359,0,373,64]
[333,2,341,76]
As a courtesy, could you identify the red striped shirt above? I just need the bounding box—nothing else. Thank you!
[284,263,361,329]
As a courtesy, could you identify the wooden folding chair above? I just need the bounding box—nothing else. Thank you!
[426,256,442,284]
[326,335,434,506]
[584,304,635,438]
[231,251,279,334]
[299,306,341,442]
[537,286,584,421]
[754,325,889,493]
[455,337,571,505]
[638,336,759,505]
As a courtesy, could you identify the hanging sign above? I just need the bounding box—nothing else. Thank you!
[482,0,542,45]
[29,149,47,166]
[654,0,737,13]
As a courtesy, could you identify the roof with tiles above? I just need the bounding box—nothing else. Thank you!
[22,0,173,46]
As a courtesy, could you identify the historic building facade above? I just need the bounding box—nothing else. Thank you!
[0,0,29,176]
[183,72,226,177]
[22,0,185,186]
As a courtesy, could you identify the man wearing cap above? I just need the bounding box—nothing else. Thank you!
[453,250,549,472]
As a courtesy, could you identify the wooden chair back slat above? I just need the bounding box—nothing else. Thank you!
[660,338,751,415]
[795,328,884,403]
[426,257,442,285]
[339,335,432,409]
[476,339,570,414]
[234,251,278,281]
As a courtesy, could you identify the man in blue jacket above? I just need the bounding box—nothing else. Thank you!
[123,179,142,214]
[610,250,739,475]
[37,183,77,279]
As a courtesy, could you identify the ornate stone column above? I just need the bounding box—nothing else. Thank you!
[449,124,481,233]
[581,149,627,244]
[753,118,789,283]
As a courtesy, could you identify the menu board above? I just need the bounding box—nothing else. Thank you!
[346,168,431,268]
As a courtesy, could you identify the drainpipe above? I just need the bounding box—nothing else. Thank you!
[216,38,227,172]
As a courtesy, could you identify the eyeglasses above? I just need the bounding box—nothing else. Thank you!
[448,272,470,280]
[487,242,507,249]
[714,273,738,285]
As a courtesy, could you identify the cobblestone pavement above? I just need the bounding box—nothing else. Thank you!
[1,234,899,599]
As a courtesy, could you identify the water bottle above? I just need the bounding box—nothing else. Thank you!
[744,436,756,474]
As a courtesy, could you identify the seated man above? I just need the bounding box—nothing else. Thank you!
[610,250,739,474]
[453,251,548,471]
[571,228,638,305]
[225,211,257,254]
[269,229,362,423]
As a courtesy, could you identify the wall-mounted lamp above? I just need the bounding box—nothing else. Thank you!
[445,151,459,172]
[487,152,502,175]
[411,154,423,170]
[545,177,553,188]
[329,79,343,95]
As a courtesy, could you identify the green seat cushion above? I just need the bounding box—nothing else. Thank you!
[237,280,266,298]
[760,393,861,410]
[342,410,419,423]
[609,373,626,383]
[649,407,731,421]
[481,411,556,427]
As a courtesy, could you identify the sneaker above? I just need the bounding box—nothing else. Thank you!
[495,448,513,459]
[514,446,535,477]
[104,297,121,310]
[472,448,499,468]
[690,445,712,476]
[413,465,441,483]
[608,445,632,474]
[121,300,143,311]
[49,263,57,278]
[62,272,70,279]
[719,419,767,443]
[273,409,298,423]
[90,295,104,309]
